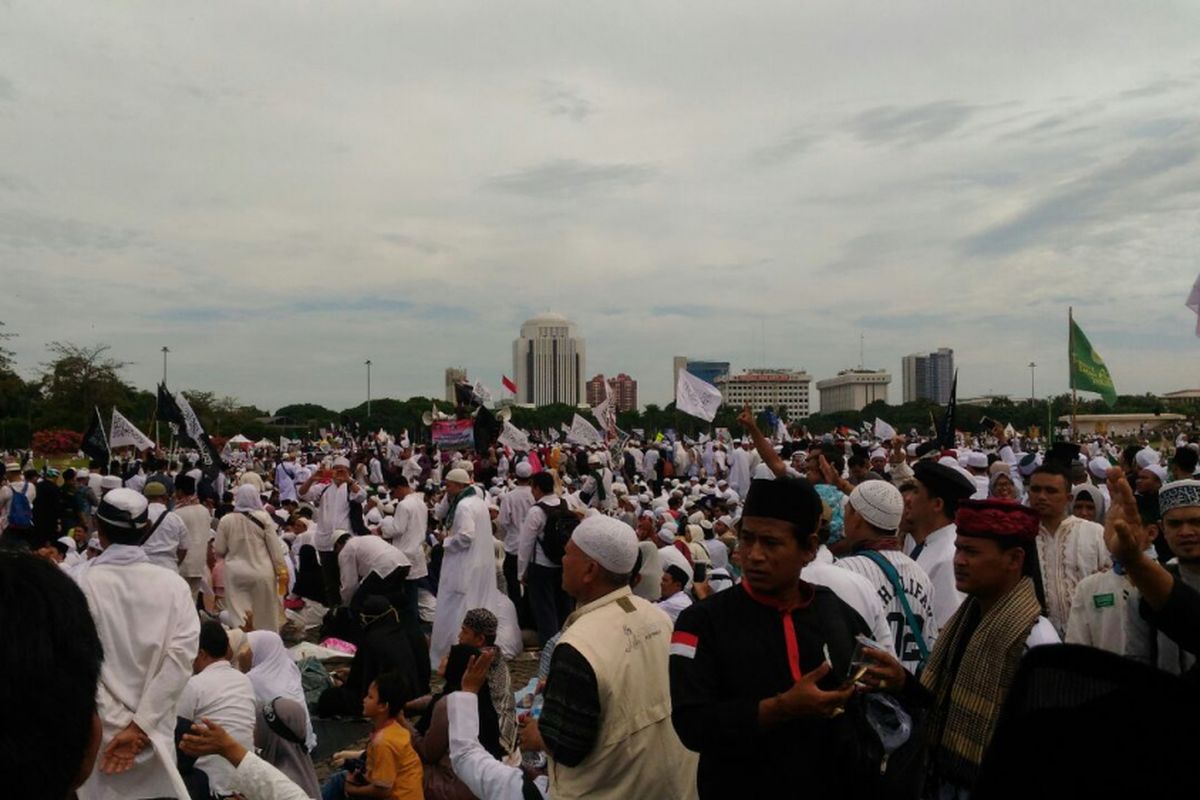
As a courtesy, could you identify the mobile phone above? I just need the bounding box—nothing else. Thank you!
[693,563,708,582]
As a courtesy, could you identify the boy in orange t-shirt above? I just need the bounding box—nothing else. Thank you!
[326,672,424,799]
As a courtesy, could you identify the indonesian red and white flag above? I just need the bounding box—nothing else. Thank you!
[502,375,518,394]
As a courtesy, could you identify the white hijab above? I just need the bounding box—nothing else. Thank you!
[246,630,315,751]
[234,484,264,512]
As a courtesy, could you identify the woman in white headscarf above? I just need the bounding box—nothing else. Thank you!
[216,485,286,632]
[243,630,317,753]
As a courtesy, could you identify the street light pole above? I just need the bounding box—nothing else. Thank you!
[162,346,170,384]
[1028,361,1036,405]
[365,360,372,418]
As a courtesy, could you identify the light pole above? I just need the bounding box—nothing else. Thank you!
[1028,362,1036,405]
[162,346,170,384]
[365,360,372,418]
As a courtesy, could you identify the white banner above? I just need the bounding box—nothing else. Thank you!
[473,380,493,405]
[497,421,531,452]
[109,409,155,451]
[570,413,603,445]
[676,370,723,422]
[874,418,896,441]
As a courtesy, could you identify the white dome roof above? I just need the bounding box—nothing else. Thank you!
[524,311,572,325]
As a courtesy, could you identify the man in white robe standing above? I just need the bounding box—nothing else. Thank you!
[726,439,755,500]
[74,488,200,800]
[430,469,520,668]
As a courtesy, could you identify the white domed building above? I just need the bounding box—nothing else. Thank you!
[512,312,586,407]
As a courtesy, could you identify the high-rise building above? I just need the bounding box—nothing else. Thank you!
[715,369,811,417]
[816,369,891,413]
[586,373,639,411]
[611,373,638,412]
[444,367,468,403]
[673,356,731,403]
[902,348,954,404]
[512,312,586,407]
[585,374,607,407]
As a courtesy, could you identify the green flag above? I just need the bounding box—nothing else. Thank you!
[1069,316,1117,406]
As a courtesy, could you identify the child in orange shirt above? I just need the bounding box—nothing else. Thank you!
[323,672,424,799]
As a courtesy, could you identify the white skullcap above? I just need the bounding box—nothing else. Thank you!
[906,443,919,457]
[455,460,474,472]
[870,448,887,461]
[445,468,471,485]
[515,462,533,479]
[659,544,694,589]
[688,511,705,525]
[638,493,652,504]
[956,453,970,468]
[99,475,122,490]
[1088,457,1111,479]
[967,452,988,470]
[657,521,678,546]
[571,515,639,574]
[1143,465,1168,484]
[332,457,351,469]
[96,488,149,530]
[849,481,904,531]
[1135,448,1160,470]
[612,482,628,495]
[716,515,734,529]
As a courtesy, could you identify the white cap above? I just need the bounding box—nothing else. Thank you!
[1135,447,1160,469]
[849,481,904,531]
[571,515,639,574]
[657,521,678,546]
[445,468,472,485]
[332,456,351,469]
[1088,457,1111,479]
[659,544,694,589]
[515,462,533,479]
[1143,464,1168,484]
[967,452,988,470]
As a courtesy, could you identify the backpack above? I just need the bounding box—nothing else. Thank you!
[7,483,32,528]
[536,500,580,565]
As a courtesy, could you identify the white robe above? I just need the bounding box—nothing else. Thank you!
[903,523,965,632]
[430,493,521,667]
[1036,515,1110,637]
[727,448,754,499]
[75,545,199,800]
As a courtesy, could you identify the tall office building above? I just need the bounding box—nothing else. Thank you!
[444,367,468,403]
[715,369,812,417]
[816,369,891,413]
[672,356,731,403]
[902,348,954,404]
[587,373,639,411]
[512,312,586,407]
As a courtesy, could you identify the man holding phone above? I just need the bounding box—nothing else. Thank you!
[301,456,365,607]
[668,476,885,797]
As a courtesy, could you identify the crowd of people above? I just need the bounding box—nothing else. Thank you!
[1,407,1198,799]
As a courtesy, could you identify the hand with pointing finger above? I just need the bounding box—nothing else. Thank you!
[772,662,855,721]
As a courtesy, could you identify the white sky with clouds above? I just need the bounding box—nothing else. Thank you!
[2,1,1199,412]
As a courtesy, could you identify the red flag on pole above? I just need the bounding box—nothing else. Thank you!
[502,375,517,394]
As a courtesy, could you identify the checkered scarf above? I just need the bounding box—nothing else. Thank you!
[920,576,1042,789]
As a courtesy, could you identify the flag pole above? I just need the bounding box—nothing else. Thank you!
[1069,306,1078,442]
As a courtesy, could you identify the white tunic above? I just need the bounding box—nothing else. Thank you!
[390,492,429,580]
[175,660,257,796]
[836,550,937,673]
[801,562,895,654]
[498,485,535,555]
[903,523,965,632]
[430,493,521,666]
[657,589,693,624]
[176,502,214,581]
[1065,569,1132,655]
[142,502,189,572]
[75,545,199,800]
[1036,515,1110,637]
[336,534,411,606]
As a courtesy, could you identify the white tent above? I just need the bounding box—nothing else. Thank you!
[228,433,252,445]
[254,438,276,449]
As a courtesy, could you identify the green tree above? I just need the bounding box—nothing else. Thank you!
[35,342,141,431]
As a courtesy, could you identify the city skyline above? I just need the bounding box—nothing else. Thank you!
[3,4,1198,411]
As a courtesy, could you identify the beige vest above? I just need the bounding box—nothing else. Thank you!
[550,586,698,800]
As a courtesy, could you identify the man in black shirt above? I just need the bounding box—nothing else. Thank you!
[670,475,877,797]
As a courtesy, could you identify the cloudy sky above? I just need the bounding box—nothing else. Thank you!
[3,1,1199,413]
